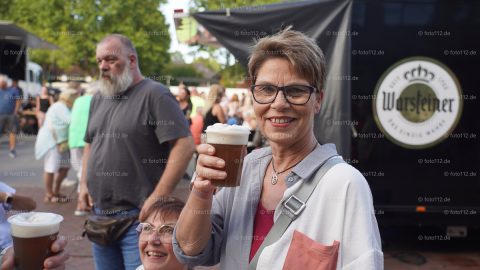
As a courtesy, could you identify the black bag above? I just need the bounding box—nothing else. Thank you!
[83,214,138,246]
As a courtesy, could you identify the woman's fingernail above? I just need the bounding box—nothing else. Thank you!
[217,160,225,167]
[208,147,214,154]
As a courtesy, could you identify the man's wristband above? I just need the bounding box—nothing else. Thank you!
[0,245,12,254]
[4,193,13,205]
[1,192,13,211]
[0,245,13,265]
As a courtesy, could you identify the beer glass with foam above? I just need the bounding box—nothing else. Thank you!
[8,212,63,270]
[205,123,250,187]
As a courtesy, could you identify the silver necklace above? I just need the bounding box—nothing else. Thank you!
[270,143,319,185]
[271,159,301,185]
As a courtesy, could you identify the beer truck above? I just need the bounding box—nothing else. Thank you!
[349,1,479,236]
[0,21,56,100]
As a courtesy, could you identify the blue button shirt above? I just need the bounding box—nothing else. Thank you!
[0,182,16,250]
[0,87,20,115]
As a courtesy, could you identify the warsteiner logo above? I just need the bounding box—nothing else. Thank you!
[373,57,463,149]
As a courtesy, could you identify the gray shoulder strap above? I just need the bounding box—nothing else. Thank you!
[249,156,344,269]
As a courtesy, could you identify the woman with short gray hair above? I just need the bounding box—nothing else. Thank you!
[173,28,383,269]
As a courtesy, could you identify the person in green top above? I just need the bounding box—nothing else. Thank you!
[68,82,99,216]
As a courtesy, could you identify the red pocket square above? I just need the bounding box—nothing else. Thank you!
[283,230,340,270]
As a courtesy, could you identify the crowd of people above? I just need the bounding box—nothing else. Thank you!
[0,29,383,270]
[0,78,59,159]
[174,83,258,149]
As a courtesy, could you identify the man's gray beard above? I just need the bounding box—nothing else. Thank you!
[100,66,133,97]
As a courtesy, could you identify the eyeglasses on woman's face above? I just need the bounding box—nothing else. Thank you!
[250,84,316,105]
[136,222,175,243]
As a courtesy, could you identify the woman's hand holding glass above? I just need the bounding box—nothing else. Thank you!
[192,144,227,197]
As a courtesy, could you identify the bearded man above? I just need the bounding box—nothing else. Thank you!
[78,34,194,270]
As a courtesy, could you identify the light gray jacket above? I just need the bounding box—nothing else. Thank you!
[173,144,383,269]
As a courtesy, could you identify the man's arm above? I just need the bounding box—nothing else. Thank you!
[78,143,93,210]
[14,99,21,115]
[139,136,195,219]
[154,136,195,194]
[0,192,36,211]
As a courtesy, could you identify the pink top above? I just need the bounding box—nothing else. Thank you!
[249,201,275,262]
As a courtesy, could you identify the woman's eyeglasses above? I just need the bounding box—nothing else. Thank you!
[136,222,175,243]
[250,84,316,105]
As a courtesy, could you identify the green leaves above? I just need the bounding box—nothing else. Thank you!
[191,0,282,12]
[2,0,170,78]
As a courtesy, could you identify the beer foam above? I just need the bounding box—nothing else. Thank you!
[8,212,63,238]
[205,124,250,145]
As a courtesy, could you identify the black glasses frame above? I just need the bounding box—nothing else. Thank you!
[250,84,316,105]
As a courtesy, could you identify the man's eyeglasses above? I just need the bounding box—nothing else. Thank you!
[250,84,316,105]
[136,222,175,242]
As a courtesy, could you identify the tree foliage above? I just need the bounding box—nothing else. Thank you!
[164,63,202,86]
[190,0,283,87]
[192,57,221,73]
[0,0,171,77]
[191,0,283,11]
[219,61,246,88]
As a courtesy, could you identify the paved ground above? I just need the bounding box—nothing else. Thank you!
[1,136,480,269]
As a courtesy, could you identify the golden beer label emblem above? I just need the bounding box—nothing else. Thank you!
[373,57,463,149]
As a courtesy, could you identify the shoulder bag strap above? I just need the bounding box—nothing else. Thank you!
[249,155,344,270]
